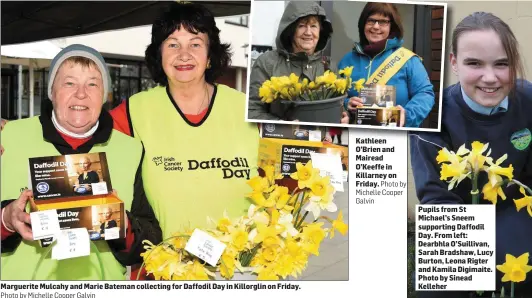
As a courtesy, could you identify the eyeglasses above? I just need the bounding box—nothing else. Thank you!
[366,18,391,27]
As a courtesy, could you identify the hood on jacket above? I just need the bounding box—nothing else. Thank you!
[275,1,333,58]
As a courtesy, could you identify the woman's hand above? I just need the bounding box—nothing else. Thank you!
[2,189,34,241]
[347,97,364,111]
[396,105,406,127]
[341,112,349,124]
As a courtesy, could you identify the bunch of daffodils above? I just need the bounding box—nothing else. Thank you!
[437,141,532,216]
[139,161,347,280]
[437,141,514,205]
[258,66,365,103]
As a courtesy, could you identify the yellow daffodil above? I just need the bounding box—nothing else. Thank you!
[436,147,462,164]
[141,243,181,280]
[496,253,532,282]
[310,175,335,199]
[244,204,270,226]
[275,191,295,211]
[259,80,274,103]
[484,154,514,186]
[300,222,326,256]
[289,73,299,85]
[219,250,239,279]
[277,211,299,238]
[305,194,337,220]
[269,185,291,209]
[249,191,276,208]
[275,237,309,278]
[304,175,337,219]
[353,78,366,93]
[316,71,337,87]
[464,141,490,172]
[183,260,212,280]
[264,164,283,186]
[334,79,348,94]
[330,210,348,238]
[258,245,280,263]
[301,78,309,89]
[290,161,319,189]
[481,175,506,205]
[339,66,353,78]
[251,224,282,247]
[209,210,231,233]
[514,187,532,217]
[255,265,280,280]
[440,158,470,190]
[247,176,272,194]
[230,228,249,251]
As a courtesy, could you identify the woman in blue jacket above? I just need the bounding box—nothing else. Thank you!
[338,2,435,128]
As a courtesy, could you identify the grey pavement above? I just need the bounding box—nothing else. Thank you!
[297,181,349,281]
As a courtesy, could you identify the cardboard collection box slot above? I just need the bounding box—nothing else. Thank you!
[31,194,125,247]
[354,107,401,127]
[258,138,349,176]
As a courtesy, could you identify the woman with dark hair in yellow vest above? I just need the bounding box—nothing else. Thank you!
[110,2,260,241]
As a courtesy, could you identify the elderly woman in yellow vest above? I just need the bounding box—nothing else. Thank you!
[0,44,161,280]
[338,2,435,127]
[109,2,259,239]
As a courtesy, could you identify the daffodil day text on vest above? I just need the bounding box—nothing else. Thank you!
[151,155,252,180]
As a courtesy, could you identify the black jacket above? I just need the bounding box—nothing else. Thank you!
[2,101,162,266]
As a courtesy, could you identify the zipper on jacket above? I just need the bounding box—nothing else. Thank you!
[356,40,389,81]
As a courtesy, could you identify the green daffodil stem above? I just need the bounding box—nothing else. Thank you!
[296,211,309,229]
[511,282,514,298]
[471,171,479,205]
[294,191,307,224]
[511,179,532,196]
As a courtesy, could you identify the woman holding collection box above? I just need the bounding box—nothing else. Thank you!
[338,2,434,127]
[411,12,532,297]
[0,44,161,280]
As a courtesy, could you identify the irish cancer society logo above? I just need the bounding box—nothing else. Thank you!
[36,182,49,194]
[282,164,291,172]
[264,124,275,133]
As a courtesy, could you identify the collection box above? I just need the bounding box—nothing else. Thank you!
[359,85,396,107]
[28,152,125,247]
[354,107,401,127]
[258,138,349,176]
[260,123,323,142]
[350,85,402,127]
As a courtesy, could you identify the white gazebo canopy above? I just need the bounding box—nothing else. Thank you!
[1,41,63,118]
[1,40,62,68]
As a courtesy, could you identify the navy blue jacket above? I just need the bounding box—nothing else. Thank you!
[410,81,532,297]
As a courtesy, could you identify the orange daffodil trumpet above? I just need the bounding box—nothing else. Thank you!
[139,161,347,281]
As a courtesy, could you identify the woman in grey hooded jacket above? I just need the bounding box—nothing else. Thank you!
[248,1,347,122]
